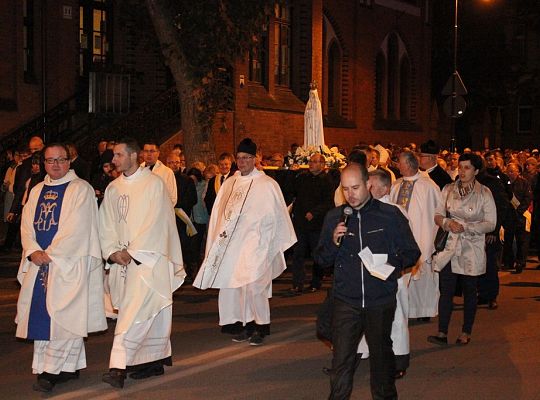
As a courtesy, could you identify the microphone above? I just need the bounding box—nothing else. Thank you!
[336,206,354,246]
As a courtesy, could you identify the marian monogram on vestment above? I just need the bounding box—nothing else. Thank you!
[34,190,59,232]
[117,194,129,223]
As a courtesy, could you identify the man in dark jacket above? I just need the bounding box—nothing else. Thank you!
[290,153,334,293]
[505,163,532,273]
[315,164,420,400]
[476,167,511,309]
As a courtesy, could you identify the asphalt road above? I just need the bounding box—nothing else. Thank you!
[0,254,539,399]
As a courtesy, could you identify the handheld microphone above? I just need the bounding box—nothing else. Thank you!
[336,206,353,246]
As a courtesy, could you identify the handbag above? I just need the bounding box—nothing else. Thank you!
[433,190,451,252]
[434,226,449,252]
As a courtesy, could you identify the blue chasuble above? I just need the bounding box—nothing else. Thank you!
[27,182,70,340]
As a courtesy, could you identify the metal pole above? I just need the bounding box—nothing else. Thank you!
[41,0,48,142]
[450,0,458,153]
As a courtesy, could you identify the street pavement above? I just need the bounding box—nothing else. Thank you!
[0,251,539,399]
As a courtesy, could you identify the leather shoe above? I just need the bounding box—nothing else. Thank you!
[102,368,126,388]
[427,335,448,345]
[395,370,407,380]
[488,300,498,310]
[33,373,58,392]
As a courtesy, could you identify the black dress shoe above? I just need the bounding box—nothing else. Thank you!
[427,335,448,345]
[417,317,431,322]
[395,370,407,380]
[102,368,126,388]
[129,364,164,379]
[33,373,59,392]
[488,300,498,310]
[306,286,320,293]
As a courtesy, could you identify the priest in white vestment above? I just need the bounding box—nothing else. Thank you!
[16,143,107,392]
[99,138,185,388]
[194,138,297,346]
[140,141,177,206]
[390,151,442,319]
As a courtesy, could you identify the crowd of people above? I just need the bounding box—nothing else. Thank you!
[0,134,538,399]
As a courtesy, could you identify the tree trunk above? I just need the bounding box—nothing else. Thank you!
[145,0,215,164]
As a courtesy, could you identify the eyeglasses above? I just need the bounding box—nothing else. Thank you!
[44,158,69,165]
[237,156,254,161]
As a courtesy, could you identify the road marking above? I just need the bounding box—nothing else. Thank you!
[52,324,316,400]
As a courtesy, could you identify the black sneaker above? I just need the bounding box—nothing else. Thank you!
[249,333,264,346]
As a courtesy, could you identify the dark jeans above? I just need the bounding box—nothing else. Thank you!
[329,298,397,400]
[438,264,478,335]
[478,239,501,302]
[503,218,530,269]
[291,230,324,289]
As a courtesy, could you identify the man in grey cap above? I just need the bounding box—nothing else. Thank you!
[194,138,297,346]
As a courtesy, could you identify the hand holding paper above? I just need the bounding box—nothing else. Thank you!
[358,246,395,281]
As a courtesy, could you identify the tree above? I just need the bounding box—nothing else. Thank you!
[143,0,277,162]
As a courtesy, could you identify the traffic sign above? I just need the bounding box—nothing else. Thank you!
[442,71,468,96]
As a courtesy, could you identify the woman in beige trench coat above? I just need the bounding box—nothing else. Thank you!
[428,153,496,345]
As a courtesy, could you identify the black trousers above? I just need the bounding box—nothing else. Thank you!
[438,264,478,335]
[503,217,530,269]
[291,230,324,289]
[329,298,397,400]
[478,239,501,302]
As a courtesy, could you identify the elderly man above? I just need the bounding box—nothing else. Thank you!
[290,153,334,293]
[194,138,296,346]
[504,163,532,273]
[390,151,441,321]
[141,141,177,206]
[99,137,185,388]
[315,164,420,400]
[204,152,235,214]
[16,143,106,392]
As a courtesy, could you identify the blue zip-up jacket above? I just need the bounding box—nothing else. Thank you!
[315,198,420,308]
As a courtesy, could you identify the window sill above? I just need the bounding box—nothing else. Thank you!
[247,84,305,114]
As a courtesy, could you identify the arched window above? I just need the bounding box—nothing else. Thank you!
[328,41,342,115]
[375,32,413,126]
[375,52,386,118]
[387,34,399,119]
[400,57,410,120]
[274,4,291,87]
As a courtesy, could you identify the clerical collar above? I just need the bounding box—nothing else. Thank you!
[402,172,420,181]
[44,169,77,186]
[426,164,437,173]
[123,166,144,180]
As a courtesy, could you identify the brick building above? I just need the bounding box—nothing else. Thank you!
[1,0,435,159]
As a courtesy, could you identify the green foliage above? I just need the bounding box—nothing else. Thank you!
[170,0,278,131]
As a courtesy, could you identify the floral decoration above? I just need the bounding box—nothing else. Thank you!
[287,145,347,169]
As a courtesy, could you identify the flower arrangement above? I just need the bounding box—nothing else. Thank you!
[287,145,347,169]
